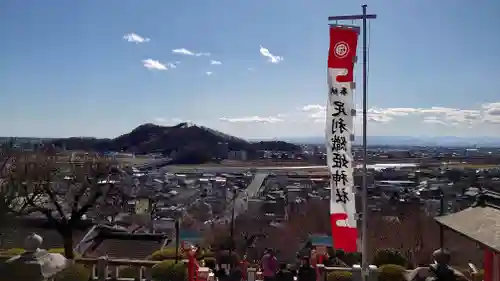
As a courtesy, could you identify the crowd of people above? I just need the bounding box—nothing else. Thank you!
[208,248,470,281]
[211,248,324,281]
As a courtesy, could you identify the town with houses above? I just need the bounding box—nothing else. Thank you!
[2,132,500,280]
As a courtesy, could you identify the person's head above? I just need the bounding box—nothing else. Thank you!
[301,256,310,266]
[432,248,451,265]
[310,248,317,257]
[280,263,287,270]
[267,248,275,256]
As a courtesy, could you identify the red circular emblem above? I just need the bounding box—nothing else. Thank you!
[334,42,349,59]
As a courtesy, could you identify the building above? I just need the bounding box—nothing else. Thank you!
[228,150,248,161]
[435,189,500,280]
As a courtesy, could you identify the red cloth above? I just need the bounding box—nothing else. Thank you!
[327,25,359,83]
[240,260,249,280]
[187,254,199,281]
[330,213,358,252]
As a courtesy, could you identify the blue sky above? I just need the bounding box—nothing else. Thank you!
[1,0,499,139]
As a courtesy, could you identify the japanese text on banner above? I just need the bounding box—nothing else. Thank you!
[326,78,354,207]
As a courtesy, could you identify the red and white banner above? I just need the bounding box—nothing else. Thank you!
[326,25,359,253]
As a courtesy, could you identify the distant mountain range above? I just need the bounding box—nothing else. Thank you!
[3,131,500,149]
[267,136,500,147]
[1,123,301,164]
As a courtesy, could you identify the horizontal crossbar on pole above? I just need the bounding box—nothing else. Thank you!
[329,24,361,32]
[328,14,377,21]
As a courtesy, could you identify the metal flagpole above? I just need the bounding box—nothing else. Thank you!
[328,5,376,280]
[361,5,369,277]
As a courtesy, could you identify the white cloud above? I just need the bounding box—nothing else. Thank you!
[483,102,500,123]
[247,67,255,71]
[210,60,222,65]
[259,45,284,64]
[205,71,213,76]
[142,59,168,71]
[220,116,284,124]
[172,48,211,57]
[302,105,394,123]
[422,116,448,126]
[299,103,498,127]
[123,33,150,43]
[213,102,500,138]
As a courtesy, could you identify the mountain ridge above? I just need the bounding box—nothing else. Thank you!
[39,123,301,164]
[266,136,500,147]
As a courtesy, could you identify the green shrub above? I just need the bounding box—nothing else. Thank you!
[152,260,187,281]
[151,248,182,261]
[327,270,353,281]
[119,266,140,279]
[377,264,407,281]
[54,264,91,281]
[372,248,408,268]
[150,247,211,261]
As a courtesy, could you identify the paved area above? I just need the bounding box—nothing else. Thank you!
[218,172,269,222]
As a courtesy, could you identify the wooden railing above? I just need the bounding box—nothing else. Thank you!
[76,257,160,281]
[74,257,219,281]
[75,258,379,281]
[317,264,378,281]
[3,254,481,281]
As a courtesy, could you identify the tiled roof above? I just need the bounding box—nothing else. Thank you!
[435,206,500,252]
[87,238,166,259]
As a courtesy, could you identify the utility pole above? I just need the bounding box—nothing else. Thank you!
[328,5,376,279]
[228,187,237,268]
[175,219,180,263]
[439,188,445,249]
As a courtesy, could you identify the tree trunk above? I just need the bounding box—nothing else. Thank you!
[61,230,74,259]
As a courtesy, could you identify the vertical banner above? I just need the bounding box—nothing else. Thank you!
[326,25,359,253]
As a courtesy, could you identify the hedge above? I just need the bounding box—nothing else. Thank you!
[372,249,408,268]
[150,248,213,261]
[377,264,407,281]
[327,270,353,281]
[54,264,91,281]
[152,260,187,281]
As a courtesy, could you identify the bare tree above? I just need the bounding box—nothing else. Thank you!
[1,145,122,259]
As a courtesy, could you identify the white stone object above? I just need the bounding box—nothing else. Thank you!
[2,233,68,281]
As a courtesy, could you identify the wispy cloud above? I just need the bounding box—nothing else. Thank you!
[205,71,213,76]
[172,48,211,57]
[123,33,150,43]
[247,67,255,71]
[210,60,222,65]
[259,46,283,64]
[300,103,491,126]
[142,59,168,71]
